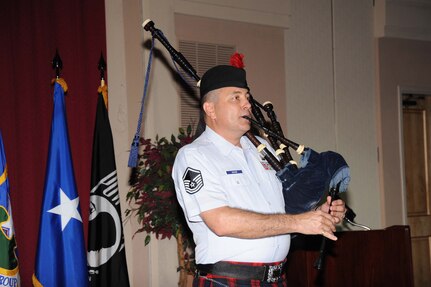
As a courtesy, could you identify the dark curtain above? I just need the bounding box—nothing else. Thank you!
[0,1,106,285]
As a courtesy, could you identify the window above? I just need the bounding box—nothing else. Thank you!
[178,41,235,130]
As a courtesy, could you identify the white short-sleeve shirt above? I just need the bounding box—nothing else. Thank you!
[172,127,290,264]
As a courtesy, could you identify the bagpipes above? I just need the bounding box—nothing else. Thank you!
[139,19,362,269]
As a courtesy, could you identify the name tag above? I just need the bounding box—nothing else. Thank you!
[226,170,242,175]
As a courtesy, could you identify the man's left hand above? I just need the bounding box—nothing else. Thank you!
[317,196,346,224]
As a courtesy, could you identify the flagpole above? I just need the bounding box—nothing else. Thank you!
[98,53,108,109]
[52,49,62,79]
[98,53,106,87]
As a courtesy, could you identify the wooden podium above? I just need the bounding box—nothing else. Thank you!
[285,225,414,287]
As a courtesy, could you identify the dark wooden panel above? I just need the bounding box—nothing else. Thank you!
[285,225,414,287]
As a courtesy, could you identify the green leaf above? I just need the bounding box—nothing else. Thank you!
[145,234,151,245]
[187,124,192,135]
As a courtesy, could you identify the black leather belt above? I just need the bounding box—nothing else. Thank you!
[196,261,285,283]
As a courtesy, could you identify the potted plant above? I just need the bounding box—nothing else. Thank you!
[126,126,196,287]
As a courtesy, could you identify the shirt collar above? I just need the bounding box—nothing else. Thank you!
[203,126,250,156]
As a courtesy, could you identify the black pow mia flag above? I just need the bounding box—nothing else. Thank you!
[87,92,130,287]
[182,167,204,194]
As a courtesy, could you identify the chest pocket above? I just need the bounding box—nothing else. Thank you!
[221,173,259,209]
[222,173,251,187]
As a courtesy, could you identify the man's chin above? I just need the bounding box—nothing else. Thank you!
[240,125,251,134]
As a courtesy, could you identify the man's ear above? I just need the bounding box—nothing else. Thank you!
[203,102,216,120]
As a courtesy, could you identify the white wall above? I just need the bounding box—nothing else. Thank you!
[285,0,379,227]
[333,0,379,227]
[105,0,379,285]
[104,0,151,286]
[384,0,431,41]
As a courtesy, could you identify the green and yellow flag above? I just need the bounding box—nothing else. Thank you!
[0,131,20,286]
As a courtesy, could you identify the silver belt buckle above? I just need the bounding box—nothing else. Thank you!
[265,264,283,283]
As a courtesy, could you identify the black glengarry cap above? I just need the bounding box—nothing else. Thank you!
[199,65,249,96]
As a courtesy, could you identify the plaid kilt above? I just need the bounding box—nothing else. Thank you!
[193,260,287,287]
[193,274,287,287]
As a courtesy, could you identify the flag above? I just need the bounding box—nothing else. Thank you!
[33,80,88,287]
[87,84,130,286]
[0,131,20,286]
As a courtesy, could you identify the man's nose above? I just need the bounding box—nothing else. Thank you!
[243,98,252,110]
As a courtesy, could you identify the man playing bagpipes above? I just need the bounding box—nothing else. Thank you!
[172,62,346,287]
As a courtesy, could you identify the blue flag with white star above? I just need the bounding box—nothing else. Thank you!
[33,81,88,287]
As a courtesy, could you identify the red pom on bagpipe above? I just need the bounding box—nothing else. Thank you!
[230,52,245,69]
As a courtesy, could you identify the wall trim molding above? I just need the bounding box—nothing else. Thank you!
[174,0,291,28]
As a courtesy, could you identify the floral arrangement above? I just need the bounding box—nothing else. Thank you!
[126,125,195,285]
